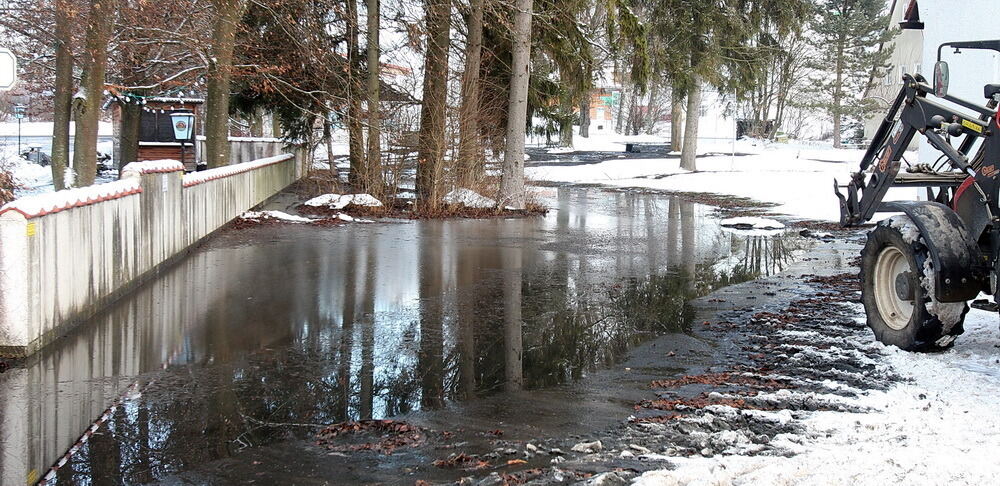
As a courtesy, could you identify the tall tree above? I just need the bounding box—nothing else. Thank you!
[498,0,533,208]
[365,0,382,196]
[646,0,809,170]
[72,0,118,187]
[670,89,683,151]
[204,0,250,169]
[50,0,73,190]
[415,0,452,209]
[808,0,892,148]
[346,0,367,188]
[457,0,485,188]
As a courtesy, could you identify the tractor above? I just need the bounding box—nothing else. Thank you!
[836,40,1000,351]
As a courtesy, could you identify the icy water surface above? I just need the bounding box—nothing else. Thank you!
[0,187,812,484]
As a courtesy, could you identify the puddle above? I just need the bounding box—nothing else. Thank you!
[0,187,813,484]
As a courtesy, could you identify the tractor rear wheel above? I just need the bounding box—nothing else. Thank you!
[860,216,969,351]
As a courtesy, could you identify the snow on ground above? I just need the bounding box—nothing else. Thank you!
[527,132,924,222]
[633,303,1000,485]
[443,188,496,208]
[719,216,786,230]
[303,193,383,209]
[0,121,113,137]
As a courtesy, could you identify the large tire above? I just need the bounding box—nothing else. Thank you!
[860,216,969,351]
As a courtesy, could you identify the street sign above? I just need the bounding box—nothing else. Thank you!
[0,49,16,91]
[14,105,26,120]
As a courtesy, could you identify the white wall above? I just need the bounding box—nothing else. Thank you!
[0,146,306,356]
[918,0,1000,162]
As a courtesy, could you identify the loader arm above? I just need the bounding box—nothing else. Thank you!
[836,74,993,226]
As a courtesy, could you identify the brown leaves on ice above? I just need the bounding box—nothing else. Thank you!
[432,452,491,470]
[650,372,793,391]
[314,420,425,455]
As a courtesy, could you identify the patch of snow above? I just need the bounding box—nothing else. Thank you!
[527,136,924,221]
[719,216,785,230]
[240,210,314,223]
[303,193,383,209]
[887,214,921,243]
[443,188,496,208]
[0,121,113,137]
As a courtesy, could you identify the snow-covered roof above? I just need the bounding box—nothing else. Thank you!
[182,153,294,188]
[146,97,204,104]
[0,179,142,219]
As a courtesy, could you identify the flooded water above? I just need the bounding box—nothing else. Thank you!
[0,186,812,484]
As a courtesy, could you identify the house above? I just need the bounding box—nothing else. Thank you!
[110,96,203,171]
[864,0,1000,159]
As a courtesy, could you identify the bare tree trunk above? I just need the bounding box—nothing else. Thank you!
[119,99,142,169]
[457,0,485,188]
[323,117,341,190]
[679,78,702,171]
[670,90,684,153]
[51,0,73,190]
[615,87,627,133]
[72,0,117,187]
[365,0,382,196]
[249,108,264,137]
[270,113,281,137]
[558,87,573,148]
[205,0,249,169]
[498,0,532,209]
[346,0,368,188]
[579,91,591,138]
[416,0,452,210]
[833,33,845,148]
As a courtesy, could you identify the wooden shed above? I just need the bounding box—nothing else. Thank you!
[112,96,204,171]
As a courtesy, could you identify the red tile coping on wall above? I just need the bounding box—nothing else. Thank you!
[0,180,144,220]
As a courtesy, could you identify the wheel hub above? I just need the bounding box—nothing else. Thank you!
[874,246,915,331]
[894,271,914,300]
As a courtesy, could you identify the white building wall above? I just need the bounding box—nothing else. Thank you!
[917,0,1000,162]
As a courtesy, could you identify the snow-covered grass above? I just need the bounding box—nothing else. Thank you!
[633,304,1000,485]
[0,121,113,137]
[527,132,924,222]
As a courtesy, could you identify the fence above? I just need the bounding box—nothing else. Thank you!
[0,146,307,356]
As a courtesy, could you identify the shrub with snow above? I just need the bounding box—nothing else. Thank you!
[443,188,496,209]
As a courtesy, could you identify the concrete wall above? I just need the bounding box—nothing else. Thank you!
[194,136,286,166]
[0,148,307,356]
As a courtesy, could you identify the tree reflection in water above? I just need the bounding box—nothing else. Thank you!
[38,190,813,484]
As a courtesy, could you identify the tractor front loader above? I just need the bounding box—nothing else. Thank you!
[836,40,1000,350]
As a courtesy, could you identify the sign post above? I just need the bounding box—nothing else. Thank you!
[0,48,16,91]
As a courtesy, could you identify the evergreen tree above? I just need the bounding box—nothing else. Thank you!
[645,0,809,170]
[807,0,893,148]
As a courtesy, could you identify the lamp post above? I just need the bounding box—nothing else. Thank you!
[13,104,25,155]
[170,110,195,170]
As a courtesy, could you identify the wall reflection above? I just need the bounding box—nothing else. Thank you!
[0,187,812,484]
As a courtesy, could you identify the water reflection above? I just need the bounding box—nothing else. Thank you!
[0,188,812,484]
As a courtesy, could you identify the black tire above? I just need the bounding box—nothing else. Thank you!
[860,216,969,351]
